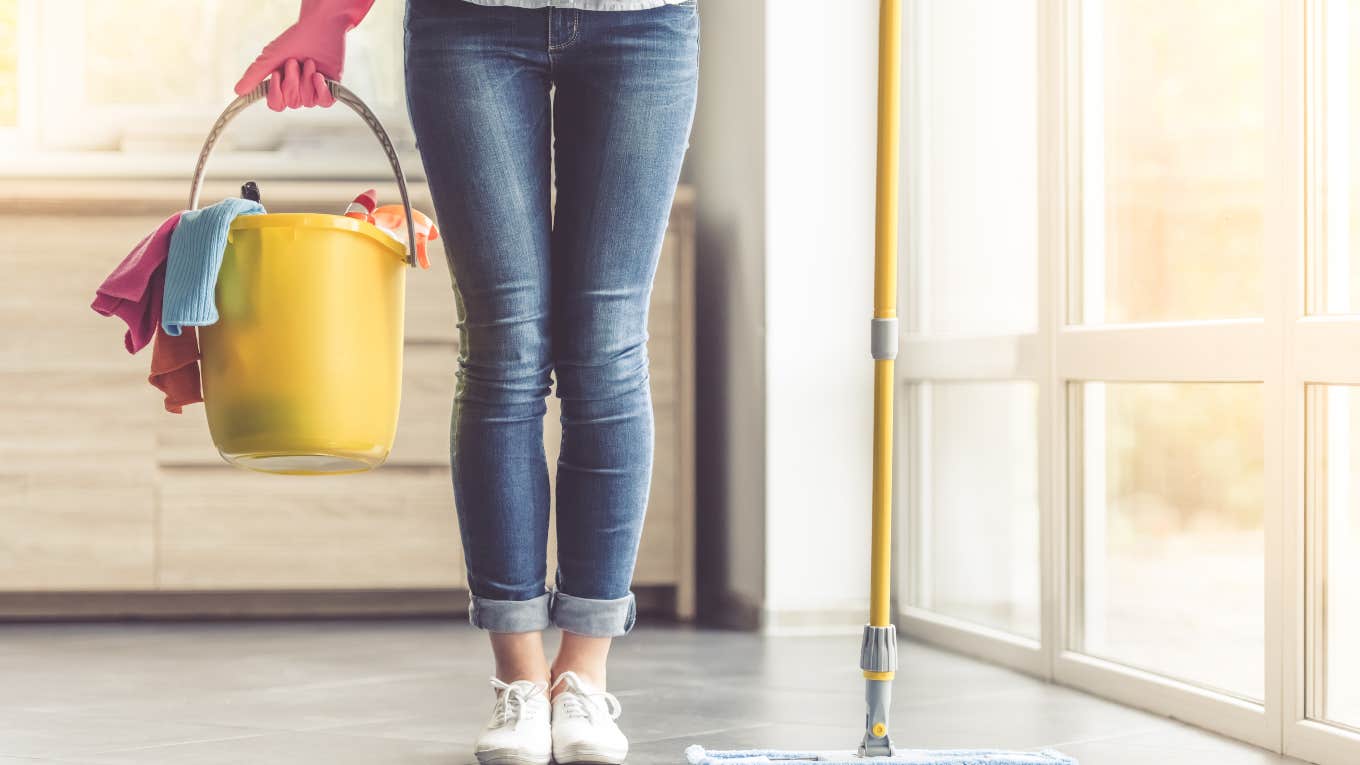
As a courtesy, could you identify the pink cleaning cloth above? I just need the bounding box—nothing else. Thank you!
[91,212,184,354]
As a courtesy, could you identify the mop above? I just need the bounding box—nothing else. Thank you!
[686,2,1076,763]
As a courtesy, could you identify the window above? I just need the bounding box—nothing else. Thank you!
[1311,0,1360,315]
[1,0,410,173]
[907,381,1040,640]
[899,2,1360,763]
[1071,0,1268,708]
[1076,0,1266,324]
[1075,382,1264,701]
[1307,385,1360,732]
[898,0,1044,657]
[0,0,15,128]
[907,0,1038,335]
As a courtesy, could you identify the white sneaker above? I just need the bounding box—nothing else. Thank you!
[474,677,552,765]
[550,671,628,765]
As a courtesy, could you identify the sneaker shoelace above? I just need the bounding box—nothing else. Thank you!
[489,677,547,730]
[551,671,622,724]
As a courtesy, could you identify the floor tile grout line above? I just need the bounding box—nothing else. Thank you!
[1038,721,1236,751]
[15,731,276,760]
[3,706,287,735]
[2,704,397,739]
[55,726,487,758]
[192,726,486,751]
[1040,727,1309,762]
[632,723,777,746]
[634,722,799,747]
[4,714,429,744]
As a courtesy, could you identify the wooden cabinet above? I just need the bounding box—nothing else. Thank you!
[0,181,695,619]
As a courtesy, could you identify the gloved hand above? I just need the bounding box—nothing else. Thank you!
[233,0,376,111]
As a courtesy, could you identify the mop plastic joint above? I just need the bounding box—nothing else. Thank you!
[870,317,898,360]
[859,624,898,673]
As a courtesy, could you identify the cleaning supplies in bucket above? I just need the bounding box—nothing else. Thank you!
[373,204,438,270]
[345,188,378,223]
[340,188,440,270]
[92,77,432,476]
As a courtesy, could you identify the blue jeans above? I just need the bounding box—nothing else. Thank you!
[404,0,699,637]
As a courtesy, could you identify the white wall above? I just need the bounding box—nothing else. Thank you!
[685,0,769,626]
[688,0,881,631]
[763,0,879,631]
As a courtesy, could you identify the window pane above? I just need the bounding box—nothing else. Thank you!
[0,0,15,127]
[1078,0,1265,323]
[1311,0,1360,314]
[83,0,402,111]
[910,382,1040,639]
[1307,385,1360,730]
[908,0,1037,335]
[1078,382,1264,700]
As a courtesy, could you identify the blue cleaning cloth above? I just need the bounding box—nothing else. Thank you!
[684,745,1077,765]
[161,197,265,336]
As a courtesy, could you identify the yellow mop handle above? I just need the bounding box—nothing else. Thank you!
[859,3,901,755]
[869,0,900,633]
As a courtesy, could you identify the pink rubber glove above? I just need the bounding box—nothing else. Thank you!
[233,0,376,111]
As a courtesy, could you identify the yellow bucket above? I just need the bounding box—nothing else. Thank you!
[199,214,408,474]
[187,79,422,475]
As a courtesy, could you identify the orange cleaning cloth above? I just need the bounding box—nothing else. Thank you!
[372,204,438,269]
[149,323,203,414]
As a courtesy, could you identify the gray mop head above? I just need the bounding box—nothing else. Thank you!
[684,745,1077,764]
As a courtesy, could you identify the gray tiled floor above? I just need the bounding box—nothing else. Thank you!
[0,620,1307,764]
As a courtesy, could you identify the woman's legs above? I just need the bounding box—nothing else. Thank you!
[546,2,700,673]
[551,633,611,694]
[492,632,551,686]
[406,0,699,696]
[405,0,556,658]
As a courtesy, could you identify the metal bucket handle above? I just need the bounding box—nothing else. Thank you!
[187,78,418,267]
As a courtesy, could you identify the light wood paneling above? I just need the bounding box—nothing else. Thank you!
[0,211,164,589]
[649,335,680,408]
[389,344,457,466]
[157,466,462,589]
[0,369,159,590]
[156,408,219,467]
[2,215,172,373]
[647,231,682,406]
[650,231,682,319]
[637,400,680,584]
[406,247,460,345]
[0,469,157,591]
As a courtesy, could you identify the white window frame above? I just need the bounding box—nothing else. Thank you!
[894,2,1360,763]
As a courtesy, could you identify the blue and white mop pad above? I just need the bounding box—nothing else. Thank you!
[684,745,1077,765]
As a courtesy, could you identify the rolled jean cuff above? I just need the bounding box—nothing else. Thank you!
[550,589,637,638]
[468,591,551,633]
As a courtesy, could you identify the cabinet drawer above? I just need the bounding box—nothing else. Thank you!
[0,369,159,590]
[157,466,463,589]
